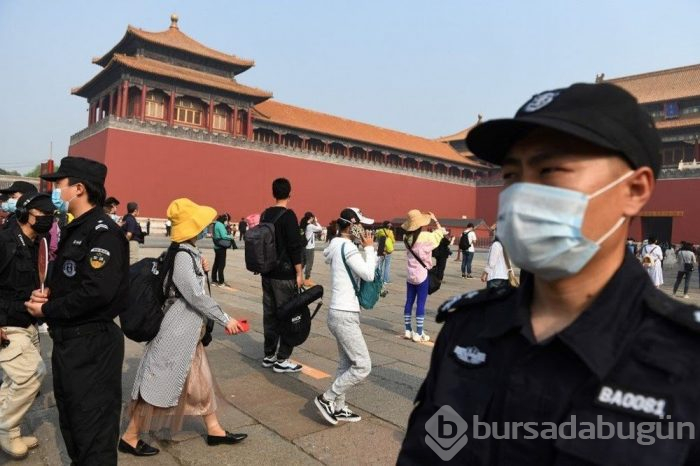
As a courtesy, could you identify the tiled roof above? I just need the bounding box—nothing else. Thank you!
[606,63,700,104]
[94,24,254,69]
[254,100,481,166]
[435,116,482,142]
[655,115,700,130]
[73,54,272,100]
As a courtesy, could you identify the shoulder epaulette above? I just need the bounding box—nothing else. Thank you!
[436,285,516,323]
[644,287,700,333]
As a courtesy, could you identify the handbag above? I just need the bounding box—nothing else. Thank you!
[680,253,695,272]
[501,246,520,287]
[214,237,232,249]
[341,243,383,309]
[404,239,442,294]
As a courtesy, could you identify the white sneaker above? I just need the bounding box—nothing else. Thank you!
[273,359,303,373]
[404,330,413,340]
[683,294,690,299]
[412,332,430,343]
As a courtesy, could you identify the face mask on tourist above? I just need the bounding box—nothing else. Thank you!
[1,198,17,213]
[196,229,207,241]
[350,223,365,243]
[496,171,634,281]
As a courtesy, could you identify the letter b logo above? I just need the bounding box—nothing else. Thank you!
[425,406,468,461]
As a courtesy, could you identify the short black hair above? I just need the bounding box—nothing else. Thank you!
[68,177,105,207]
[127,202,138,213]
[272,178,291,200]
[104,196,120,207]
[467,223,475,228]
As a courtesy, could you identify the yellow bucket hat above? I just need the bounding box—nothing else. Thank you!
[401,209,432,232]
[167,198,217,243]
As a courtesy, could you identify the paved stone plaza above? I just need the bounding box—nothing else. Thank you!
[9,242,700,465]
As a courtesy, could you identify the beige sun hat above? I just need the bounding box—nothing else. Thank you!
[401,209,432,232]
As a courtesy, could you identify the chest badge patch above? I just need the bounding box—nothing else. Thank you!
[89,247,111,269]
[453,345,487,366]
[594,384,669,419]
[63,260,77,277]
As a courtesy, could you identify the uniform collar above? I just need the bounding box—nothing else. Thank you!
[478,252,649,379]
[65,207,100,230]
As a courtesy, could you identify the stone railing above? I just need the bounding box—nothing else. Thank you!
[70,117,481,186]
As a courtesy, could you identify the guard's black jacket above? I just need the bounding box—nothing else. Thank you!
[0,221,39,327]
[43,207,128,327]
[398,252,700,465]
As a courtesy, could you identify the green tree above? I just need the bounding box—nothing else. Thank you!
[23,164,42,178]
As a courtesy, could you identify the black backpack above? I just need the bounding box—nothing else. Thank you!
[121,244,198,342]
[276,285,324,347]
[244,208,287,274]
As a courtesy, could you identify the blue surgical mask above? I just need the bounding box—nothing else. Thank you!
[497,171,633,281]
[196,229,207,241]
[1,198,17,213]
[52,188,66,213]
[52,187,77,214]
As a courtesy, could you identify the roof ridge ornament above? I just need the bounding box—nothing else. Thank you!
[170,13,179,29]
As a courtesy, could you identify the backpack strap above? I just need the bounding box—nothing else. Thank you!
[404,239,429,270]
[340,242,361,297]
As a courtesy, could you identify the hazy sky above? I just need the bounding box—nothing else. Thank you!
[1,0,699,173]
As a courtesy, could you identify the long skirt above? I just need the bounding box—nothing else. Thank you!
[129,343,221,434]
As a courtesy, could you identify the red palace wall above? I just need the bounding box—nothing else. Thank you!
[68,129,477,224]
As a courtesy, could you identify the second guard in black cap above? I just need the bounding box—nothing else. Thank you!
[1,181,38,231]
[26,156,128,466]
[398,83,700,464]
[0,193,54,459]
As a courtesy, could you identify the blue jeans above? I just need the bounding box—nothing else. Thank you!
[461,251,474,275]
[378,254,392,284]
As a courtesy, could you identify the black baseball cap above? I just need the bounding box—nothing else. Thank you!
[466,82,662,177]
[17,193,54,214]
[0,181,38,195]
[41,156,107,185]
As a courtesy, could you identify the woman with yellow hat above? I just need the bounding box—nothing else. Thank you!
[401,209,443,343]
[119,198,247,456]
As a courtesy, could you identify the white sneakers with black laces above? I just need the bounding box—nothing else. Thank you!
[314,395,362,425]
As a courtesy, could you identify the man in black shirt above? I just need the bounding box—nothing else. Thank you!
[122,201,144,265]
[26,156,128,466]
[398,83,700,464]
[0,192,54,459]
[260,178,304,373]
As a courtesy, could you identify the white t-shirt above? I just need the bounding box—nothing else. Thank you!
[467,230,477,253]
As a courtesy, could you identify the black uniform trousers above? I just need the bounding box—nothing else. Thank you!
[51,322,123,466]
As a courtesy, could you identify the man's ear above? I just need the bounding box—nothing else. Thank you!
[622,167,655,217]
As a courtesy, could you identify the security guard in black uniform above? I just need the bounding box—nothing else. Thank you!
[26,156,128,466]
[0,193,54,459]
[398,84,700,465]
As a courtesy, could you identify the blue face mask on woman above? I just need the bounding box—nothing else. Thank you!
[1,198,17,213]
[196,229,207,241]
[496,171,633,281]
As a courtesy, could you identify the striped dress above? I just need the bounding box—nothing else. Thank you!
[130,243,230,408]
